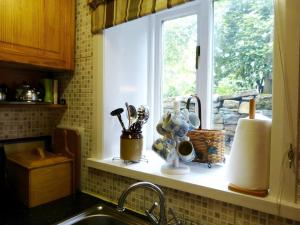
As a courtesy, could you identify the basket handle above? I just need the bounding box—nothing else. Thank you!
[186,95,202,130]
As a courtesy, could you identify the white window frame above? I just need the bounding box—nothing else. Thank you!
[151,0,213,141]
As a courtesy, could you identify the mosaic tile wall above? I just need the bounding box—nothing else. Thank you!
[58,0,300,224]
[87,168,300,225]
[0,108,63,140]
[59,0,94,192]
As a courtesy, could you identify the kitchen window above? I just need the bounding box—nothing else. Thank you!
[100,0,275,157]
[92,0,299,210]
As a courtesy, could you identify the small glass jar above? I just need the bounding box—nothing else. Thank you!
[120,131,143,162]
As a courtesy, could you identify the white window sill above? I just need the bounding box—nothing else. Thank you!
[87,150,300,221]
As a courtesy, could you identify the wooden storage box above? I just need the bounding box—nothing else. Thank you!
[6,150,73,208]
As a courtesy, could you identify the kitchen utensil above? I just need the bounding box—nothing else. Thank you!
[128,105,149,132]
[110,108,126,131]
[137,105,149,124]
[0,84,8,101]
[0,93,6,101]
[15,82,39,102]
[25,89,38,101]
[125,102,131,127]
[128,104,137,124]
[125,103,138,129]
[129,121,142,133]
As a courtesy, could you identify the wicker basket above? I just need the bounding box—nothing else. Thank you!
[186,95,225,167]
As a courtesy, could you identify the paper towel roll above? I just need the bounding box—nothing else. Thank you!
[227,118,272,190]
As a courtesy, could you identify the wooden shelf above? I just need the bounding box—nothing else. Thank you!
[0,102,67,109]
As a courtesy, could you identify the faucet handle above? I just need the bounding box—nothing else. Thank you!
[145,202,159,225]
[148,202,159,214]
[168,208,182,225]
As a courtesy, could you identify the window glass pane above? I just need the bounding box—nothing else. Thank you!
[162,15,197,113]
[213,0,274,152]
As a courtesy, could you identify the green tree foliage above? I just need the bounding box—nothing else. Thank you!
[163,15,197,98]
[214,0,274,95]
[162,0,273,98]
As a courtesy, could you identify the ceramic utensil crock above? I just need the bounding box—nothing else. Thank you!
[120,131,143,162]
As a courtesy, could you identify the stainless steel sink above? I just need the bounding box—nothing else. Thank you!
[61,215,130,225]
[54,204,150,225]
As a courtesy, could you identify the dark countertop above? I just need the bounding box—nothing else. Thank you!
[0,191,102,225]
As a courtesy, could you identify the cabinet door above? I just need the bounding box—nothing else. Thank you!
[0,0,74,71]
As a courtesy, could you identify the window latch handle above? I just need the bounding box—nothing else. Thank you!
[196,45,200,69]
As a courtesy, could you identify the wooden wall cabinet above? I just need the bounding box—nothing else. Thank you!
[0,0,75,71]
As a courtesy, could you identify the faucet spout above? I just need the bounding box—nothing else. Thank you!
[117,181,167,225]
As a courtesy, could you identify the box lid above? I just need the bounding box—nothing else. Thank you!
[7,148,72,169]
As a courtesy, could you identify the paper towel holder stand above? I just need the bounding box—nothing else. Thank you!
[228,183,269,197]
[227,99,269,197]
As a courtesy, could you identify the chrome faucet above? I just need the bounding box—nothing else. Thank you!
[117,181,167,225]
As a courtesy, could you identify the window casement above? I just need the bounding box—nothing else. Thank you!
[151,0,212,139]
